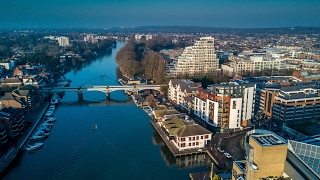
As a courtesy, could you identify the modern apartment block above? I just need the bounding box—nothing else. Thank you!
[167,37,219,77]
[232,130,288,180]
[194,82,255,130]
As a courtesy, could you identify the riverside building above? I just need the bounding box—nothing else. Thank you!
[194,82,255,131]
[167,37,219,77]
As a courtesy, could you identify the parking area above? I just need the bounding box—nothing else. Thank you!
[210,131,246,161]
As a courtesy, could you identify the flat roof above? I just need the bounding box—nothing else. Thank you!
[252,134,286,146]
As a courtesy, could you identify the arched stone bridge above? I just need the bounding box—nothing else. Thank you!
[42,85,165,99]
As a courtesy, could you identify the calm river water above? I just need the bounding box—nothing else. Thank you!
[3,41,213,180]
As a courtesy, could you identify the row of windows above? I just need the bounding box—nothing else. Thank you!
[180,142,199,147]
[180,135,209,142]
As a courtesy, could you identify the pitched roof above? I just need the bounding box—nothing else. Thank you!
[1,92,15,100]
[177,124,212,137]
[162,116,186,136]
[2,78,22,84]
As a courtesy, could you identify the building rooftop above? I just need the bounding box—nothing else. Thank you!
[288,139,320,178]
[252,134,286,146]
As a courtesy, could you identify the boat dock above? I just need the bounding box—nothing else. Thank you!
[150,119,207,157]
[0,102,49,175]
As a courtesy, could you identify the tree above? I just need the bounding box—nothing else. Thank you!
[212,174,220,180]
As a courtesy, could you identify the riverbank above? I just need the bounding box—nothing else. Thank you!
[0,102,49,176]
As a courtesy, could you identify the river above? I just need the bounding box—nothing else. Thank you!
[3,41,213,180]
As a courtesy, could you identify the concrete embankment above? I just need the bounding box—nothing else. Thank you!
[0,102,49,176]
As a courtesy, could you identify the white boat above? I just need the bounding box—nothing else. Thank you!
[25,142,43,151]
[41,121,54,126]
[118,79,126,86]
[92,124,97,129]
[45,117,57,123]
[30,134,46,141]
[34,130,49,136]
[45,110,54,117]
[38,125,52,131]
[50,93,60,105]
[48,105,55,111]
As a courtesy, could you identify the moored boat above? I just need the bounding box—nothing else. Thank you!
[50,93,60,105]
[30,135,46,141]
[45,109,54,117]
[25,142,43,151]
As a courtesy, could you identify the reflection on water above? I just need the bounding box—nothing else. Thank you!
[152,130,216,169]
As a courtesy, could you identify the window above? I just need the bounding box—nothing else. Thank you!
[196,136,199,140]
[181,143,185,147]
[201,136,203,139]
[192,142,195,146]
[233,101,237,109]
[205,135,209,139]
[193,137,195,140]
[189,137,192,141]
[181,138,185,142]
[189,143,191,146]
[196,142,199,145]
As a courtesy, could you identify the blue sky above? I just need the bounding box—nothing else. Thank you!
[1,0,319,29]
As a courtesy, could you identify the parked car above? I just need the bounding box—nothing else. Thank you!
[224,152,232,158]
[217,147,224,153]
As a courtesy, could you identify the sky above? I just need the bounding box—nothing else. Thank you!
[0,0,320,29]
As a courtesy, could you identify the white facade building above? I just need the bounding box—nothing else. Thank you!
[57,36,70,47]
[194,83,255,130]
[167,37,219,77]
[168,79,201,107]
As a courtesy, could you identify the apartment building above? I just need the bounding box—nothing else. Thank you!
[222,55,286,76]
[167,37,219,77]
[168,79,202,113]
[194,82,255,130]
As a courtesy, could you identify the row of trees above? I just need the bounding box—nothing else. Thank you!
[66,39,116,60]
[115,40,167,84]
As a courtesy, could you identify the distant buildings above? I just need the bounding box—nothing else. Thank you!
[135,34,152,41]
[222,55,286,76]
[44,36,70,47]
[167,37,219,77]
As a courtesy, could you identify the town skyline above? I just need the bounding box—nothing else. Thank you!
[1,0,320,29]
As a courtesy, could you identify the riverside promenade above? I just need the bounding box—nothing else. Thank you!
[0,102,49,175]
